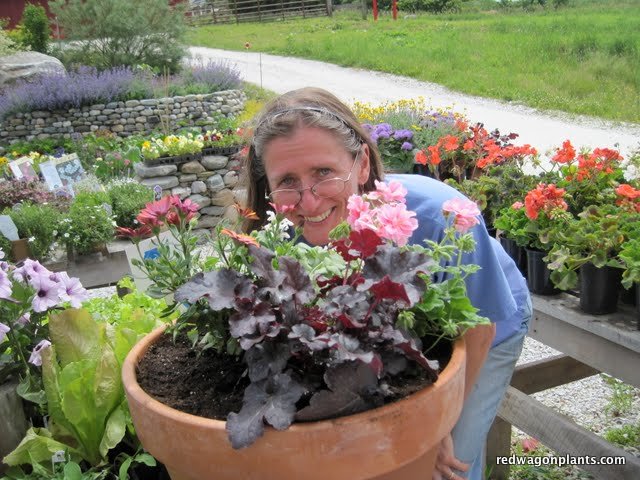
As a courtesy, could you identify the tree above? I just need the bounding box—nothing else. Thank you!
[49,0,187,72]
[22,3,50,53]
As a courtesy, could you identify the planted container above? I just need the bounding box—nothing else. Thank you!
[123,327,466,480]
[579,263,622,315]
[526,248,559,296]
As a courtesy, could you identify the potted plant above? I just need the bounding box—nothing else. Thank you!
[0,252,89,471]
[544,204,639,314]
[362,123,416,173]
[201,128,245,156]
[2,280,177,478]
[140,133,204,166]
[494,183,569,295]
[120,183,489,479]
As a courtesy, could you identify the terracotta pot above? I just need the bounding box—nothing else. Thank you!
[123,327,466,480]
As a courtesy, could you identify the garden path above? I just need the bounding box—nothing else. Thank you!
[189,46,640,169]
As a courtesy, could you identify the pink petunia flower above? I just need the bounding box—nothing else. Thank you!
[442,198,481,234]
[0,322,9,343]
[373,180,408,204]
[57,272,89,308]
[375,203,418,246]
[30,274,62,313]
[0,269,11,300]
[29,339,51,366]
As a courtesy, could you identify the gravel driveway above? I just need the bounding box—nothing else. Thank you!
[189,46,640,166]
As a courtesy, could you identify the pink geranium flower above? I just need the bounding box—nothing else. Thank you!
[376,203,418,246]
[373,180,408,203]
[442,198,481,233]
[347,195,371,228]
[29,339,51,366]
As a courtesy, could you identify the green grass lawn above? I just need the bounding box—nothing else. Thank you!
[186,1,640,124]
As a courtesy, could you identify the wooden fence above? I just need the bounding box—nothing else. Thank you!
[185,0,332,25]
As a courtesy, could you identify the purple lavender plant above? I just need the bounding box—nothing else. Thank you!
[0,66,139,119]
[189,60,242,91]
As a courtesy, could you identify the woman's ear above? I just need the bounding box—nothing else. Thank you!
[357,143,371,186]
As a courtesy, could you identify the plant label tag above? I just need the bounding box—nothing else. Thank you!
[51,450,66,464]
[0,215,19,241]
[153,185,162,200]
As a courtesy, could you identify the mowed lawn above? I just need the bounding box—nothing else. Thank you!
[187,1,640,124]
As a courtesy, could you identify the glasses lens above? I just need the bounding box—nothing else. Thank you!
[270,190,301,206]
[313,178,345,198]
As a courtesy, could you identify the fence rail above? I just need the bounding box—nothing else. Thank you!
[185,0,331,25]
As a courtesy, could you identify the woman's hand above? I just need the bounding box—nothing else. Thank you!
[433,433,469,480]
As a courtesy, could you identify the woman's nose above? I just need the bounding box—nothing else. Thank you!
[298,187,322,211]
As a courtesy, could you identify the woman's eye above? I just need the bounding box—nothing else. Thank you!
[279,177,295,187]
[318,168,332,177]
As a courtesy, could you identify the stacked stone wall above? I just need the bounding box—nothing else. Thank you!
[134,154,245,229]
[0,90,246,145]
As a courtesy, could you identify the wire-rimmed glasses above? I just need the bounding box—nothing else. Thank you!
[265,151,361,207]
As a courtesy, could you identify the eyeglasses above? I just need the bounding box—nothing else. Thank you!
[266,151,361,207]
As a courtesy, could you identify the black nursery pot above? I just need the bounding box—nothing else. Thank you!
[500,237,527,278]
[412,163,436,178]
[525,248,559,296]
[579,263,622,315]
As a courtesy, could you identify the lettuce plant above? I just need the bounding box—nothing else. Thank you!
[3,280,175,476]
[147,181,491,449]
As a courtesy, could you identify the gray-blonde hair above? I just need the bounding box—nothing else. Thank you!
[242,87,383,233]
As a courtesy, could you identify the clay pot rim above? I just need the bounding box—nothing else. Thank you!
[122,324,466,432]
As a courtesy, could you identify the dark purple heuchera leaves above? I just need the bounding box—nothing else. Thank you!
[226,373,305,449]
[176,229,440,449]
[295,361,381,421]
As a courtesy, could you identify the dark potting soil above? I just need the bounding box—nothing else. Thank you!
[137,333,452,421]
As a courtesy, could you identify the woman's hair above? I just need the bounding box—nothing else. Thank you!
[241,87,384,233]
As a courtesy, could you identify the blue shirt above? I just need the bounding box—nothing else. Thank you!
[387,174,530,346]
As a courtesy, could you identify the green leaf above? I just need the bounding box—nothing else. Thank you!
[63,461,83,480]
[99,406,126,459]
[2,427,83,468]
[48,309,103,367]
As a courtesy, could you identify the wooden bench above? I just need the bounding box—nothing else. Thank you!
[487,294,640,480]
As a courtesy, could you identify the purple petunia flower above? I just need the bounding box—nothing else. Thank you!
[401,142,413,151]
[30,274,62,313]
[14,259,51,283]
[0,248,4,260]
[29,339,51,366]
[0,323,9,343]
[0,269,11,299]
[17,312,31,325]
[57,272,89,308]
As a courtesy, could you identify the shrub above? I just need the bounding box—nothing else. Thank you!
[2,203,62,261]
[396,0,464,13]
[58,200,114,255]
[0,179,58,210]
[0,26,19,56]
[188,60,242,92]
[49,0,187,73]
[107,179,154,229]
[0,66,138,120]
[21,3,50,53]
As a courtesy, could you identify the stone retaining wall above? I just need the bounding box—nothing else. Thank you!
[134,153,245,230]
[0,90,246,145]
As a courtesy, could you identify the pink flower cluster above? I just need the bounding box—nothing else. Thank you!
[441,197,481,233]
[346,180,418,246]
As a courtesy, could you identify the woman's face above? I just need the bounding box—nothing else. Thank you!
[262,126,370,246]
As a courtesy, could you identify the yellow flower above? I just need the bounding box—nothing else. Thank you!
[142,141,151,149]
